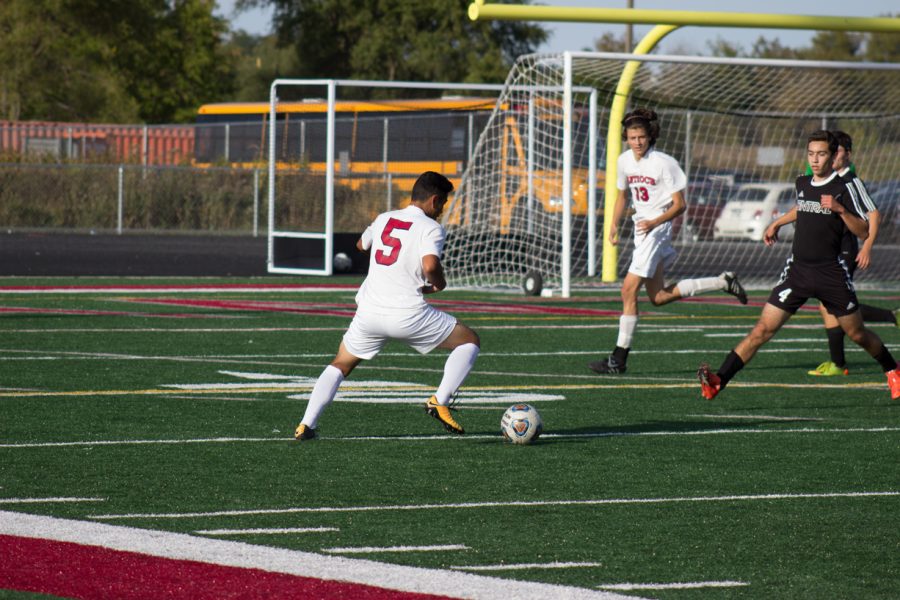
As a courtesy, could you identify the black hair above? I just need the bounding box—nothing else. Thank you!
[831,130,852,152]
[621,108,660,145]
[411,171,453,203]
[808,130,838,155]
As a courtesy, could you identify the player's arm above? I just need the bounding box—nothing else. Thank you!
[421,254,445,294]
[608,189,628,245]
[822,194,869,241]
[857,209,879,269]
[356,226,373,253]
[638,189,685,234]
[853,178,879,269]
[764,206,798,246]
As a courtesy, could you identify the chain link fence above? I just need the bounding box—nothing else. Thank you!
[0,163,265,236]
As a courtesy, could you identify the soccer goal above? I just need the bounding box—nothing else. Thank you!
[442,52,900,295]
[264,79,508,275]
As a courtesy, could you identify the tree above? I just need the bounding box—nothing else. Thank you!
[236,0,547,90]
[227,32,301,102]
[0,0,236,123]
[593,32,628,53]
[0,0,138,122]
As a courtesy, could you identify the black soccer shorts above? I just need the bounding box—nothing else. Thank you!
[767,256,859,317]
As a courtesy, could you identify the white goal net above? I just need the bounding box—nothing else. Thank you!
[442,53,900,294]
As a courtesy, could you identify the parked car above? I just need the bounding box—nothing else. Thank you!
[713,182,796,242]
[672,181,734,241]
[868,181,900,244]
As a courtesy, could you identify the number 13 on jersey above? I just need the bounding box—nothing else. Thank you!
[630,186,649,203]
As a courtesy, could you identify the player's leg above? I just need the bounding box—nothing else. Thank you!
[698,303,792,399]
[859,303,898,324]
[296,314,383,440]
[405,307,477,434]
[588,271,643,374]
[648,271,747,306]
[699,262,808,400]
[434,322,481,405]
[835,311,900,399]
[817,261,900,399]
[809,303,848,376]
[296,342,363,440]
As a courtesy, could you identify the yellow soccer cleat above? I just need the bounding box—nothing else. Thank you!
[807,361,849,377]
[294,423,317,441]
[425,396,465,435]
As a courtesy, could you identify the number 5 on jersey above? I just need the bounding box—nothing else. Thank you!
[375,218,413,266]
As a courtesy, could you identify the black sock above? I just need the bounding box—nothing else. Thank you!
[716,350,745,389]
[826,326,846,367]
[612,346,630,364]
[859,304,895,323]
[873,345,898,373]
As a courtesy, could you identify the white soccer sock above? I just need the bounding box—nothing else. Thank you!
[435,343,480,405]
[676,276,724,297]
[616,315,638,349]
[301,364,344,429]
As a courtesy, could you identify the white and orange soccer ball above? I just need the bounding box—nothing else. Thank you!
[500,403,543,445]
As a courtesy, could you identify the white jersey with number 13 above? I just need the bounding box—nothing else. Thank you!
[616,147,687,223]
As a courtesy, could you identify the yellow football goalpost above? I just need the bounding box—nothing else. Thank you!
[467,2,900,283]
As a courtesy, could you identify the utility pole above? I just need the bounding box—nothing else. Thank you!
[625,0,634,51]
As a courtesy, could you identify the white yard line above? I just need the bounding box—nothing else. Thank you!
[323,544,469,554]
[598,580,749,590]
[1,512,632,600]
[89,490,900,521]
[195,527,339,536]
[1,377,894,399]
[690,414,824,421]
[0,497,105,504]
[2,426,897,449]
[452,562,602,571]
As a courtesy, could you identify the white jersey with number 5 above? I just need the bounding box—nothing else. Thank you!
[616,148,687,223]
[356,204,443,313]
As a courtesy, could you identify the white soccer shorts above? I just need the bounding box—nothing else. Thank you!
[627,222,677,279]
[343,304,458,360]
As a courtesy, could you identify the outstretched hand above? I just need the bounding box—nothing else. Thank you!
[763,223,780,246]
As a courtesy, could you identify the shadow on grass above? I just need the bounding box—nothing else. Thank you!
[494,416,828,445]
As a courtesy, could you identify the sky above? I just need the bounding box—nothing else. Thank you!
[217,1,897,55]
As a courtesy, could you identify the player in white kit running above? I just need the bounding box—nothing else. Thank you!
[589,108,748,375]
[295,172,480,440]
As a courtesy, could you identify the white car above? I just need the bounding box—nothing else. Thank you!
[713,182,796,241]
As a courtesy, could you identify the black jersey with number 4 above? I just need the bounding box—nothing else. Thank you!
[792,172,864,265]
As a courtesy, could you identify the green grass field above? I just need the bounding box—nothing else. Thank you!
[1,277,898,599]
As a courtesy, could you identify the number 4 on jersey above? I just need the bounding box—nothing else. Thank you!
[375,218,412,266]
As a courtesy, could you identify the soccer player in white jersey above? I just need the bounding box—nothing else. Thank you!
[589,108,748,375]
[295,171,480,440]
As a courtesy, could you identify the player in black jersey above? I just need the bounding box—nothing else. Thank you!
[697,130,900,401]
[807,132,898,374]
[766,131,898,376]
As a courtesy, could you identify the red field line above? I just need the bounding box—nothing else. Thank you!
[129,297,623,317]
[0,535,454,600]
[0,284,359,292]
[0,306,228,318]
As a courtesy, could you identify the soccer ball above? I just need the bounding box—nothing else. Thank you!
[500,403,543,445]
[333,252,352,273]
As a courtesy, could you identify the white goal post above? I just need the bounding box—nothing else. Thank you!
[265,79,509,275]
[442,52,900,296]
